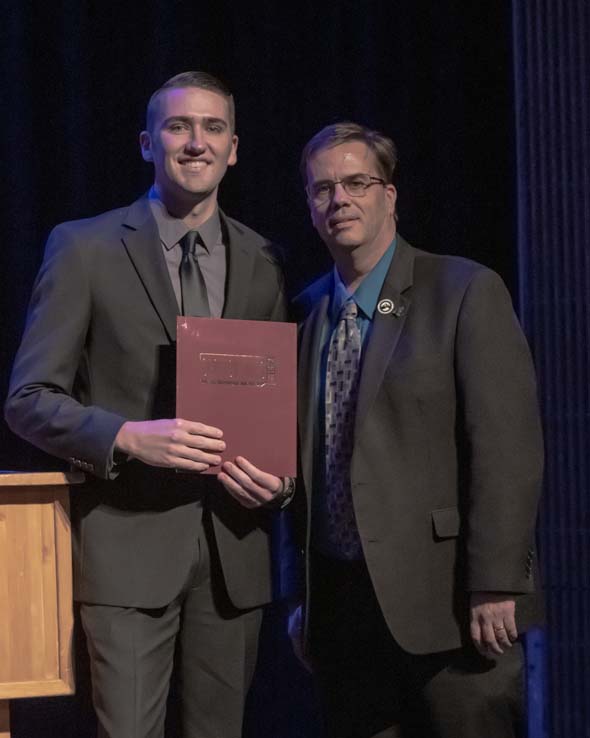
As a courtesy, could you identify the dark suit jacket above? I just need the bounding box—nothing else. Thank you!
[294,236,544,655]
[5,195,288,610]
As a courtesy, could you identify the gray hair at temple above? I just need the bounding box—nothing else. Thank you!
[146,71,236,133]
[300,121,398,186]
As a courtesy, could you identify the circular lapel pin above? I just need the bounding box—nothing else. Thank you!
[377,299,395,315]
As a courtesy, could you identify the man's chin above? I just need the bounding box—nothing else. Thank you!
[177,179,214,196]
[329,233,361,249]
[176,182,219,204]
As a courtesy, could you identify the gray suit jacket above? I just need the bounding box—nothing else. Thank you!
[5,195,288,610]
[295,236,544,654]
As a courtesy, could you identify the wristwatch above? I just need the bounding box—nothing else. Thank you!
[267,476,295,509]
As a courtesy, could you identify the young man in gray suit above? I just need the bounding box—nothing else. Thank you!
[290,121,543,738]
[5,71,289,738]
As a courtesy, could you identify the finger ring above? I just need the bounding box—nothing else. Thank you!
[494,626,506,631]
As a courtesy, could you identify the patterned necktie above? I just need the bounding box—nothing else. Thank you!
[324,298,363,559]
[179,230,210,317]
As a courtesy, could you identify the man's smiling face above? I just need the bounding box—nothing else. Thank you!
[140,86,238,215]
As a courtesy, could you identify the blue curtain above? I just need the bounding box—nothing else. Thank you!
[513,2,590,736]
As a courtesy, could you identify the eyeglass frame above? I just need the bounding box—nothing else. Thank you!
[306,173,387,204]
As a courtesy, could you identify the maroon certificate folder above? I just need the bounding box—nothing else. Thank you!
[176,317,297,476]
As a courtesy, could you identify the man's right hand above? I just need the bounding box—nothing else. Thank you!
[114,419,225,472]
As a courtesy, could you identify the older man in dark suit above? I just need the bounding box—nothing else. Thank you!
[290,121,543,738]
[5,71,290,738]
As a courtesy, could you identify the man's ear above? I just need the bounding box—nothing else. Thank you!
[386,184,397,219]
[139,131,153,162]
[309,201,318,230]
[227,134,239,167]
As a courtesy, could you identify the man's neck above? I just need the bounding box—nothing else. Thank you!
[333,227,396,293]
[154,185,219,228]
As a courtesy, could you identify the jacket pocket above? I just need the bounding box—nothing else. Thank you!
[431,506,460,539]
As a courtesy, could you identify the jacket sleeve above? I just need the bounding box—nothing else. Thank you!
[454,267,544,593]
[4,224,127,479]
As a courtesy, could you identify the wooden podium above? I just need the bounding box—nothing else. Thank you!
[0,471,83,738]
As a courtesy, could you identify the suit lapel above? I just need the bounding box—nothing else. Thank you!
[121,204,257,334]
[121,196,179,342]
[221,214,257,319]
[298,277,332,504]
[354,237,415,434]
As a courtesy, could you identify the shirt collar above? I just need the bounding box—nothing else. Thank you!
[331,238,397,322]
[147,186,222,253]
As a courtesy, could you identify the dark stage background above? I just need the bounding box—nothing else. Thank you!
[0,3,517,469]
[0,1,587,737]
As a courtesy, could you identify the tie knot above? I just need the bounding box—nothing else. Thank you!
[340,299,358,322]
[179,230,200,258]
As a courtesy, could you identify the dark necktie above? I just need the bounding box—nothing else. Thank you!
[179,230,210,317]
[324,298,363,559]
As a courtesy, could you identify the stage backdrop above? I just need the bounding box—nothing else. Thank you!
[513,2,590,737]
[0,0,517,474]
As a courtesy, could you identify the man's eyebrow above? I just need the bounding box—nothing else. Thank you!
[162,115,229,127]
[312,173,368,183]
[202,116,228,127]
[162,115,192,125]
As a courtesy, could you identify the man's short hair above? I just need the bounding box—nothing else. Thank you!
[300,121,398,185]
[146,71,235,133]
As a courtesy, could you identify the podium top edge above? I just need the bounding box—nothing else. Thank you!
[0,471,85,486]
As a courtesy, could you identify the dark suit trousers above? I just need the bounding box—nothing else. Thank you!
[309,553,524,738]
[80,509,262,738]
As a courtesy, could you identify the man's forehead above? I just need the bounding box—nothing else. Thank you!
[154,87,231,122]
[308,141,374,176]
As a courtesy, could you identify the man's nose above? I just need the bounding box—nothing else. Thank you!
[331,182,351,206]
[186,127,206,152]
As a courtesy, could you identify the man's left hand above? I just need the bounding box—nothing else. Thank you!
[470,592,517,657]
[217,456,283,508]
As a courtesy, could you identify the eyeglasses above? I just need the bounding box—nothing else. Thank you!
[307,174,386,204]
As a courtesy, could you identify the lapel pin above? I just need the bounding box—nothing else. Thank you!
[378,299,395,315]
